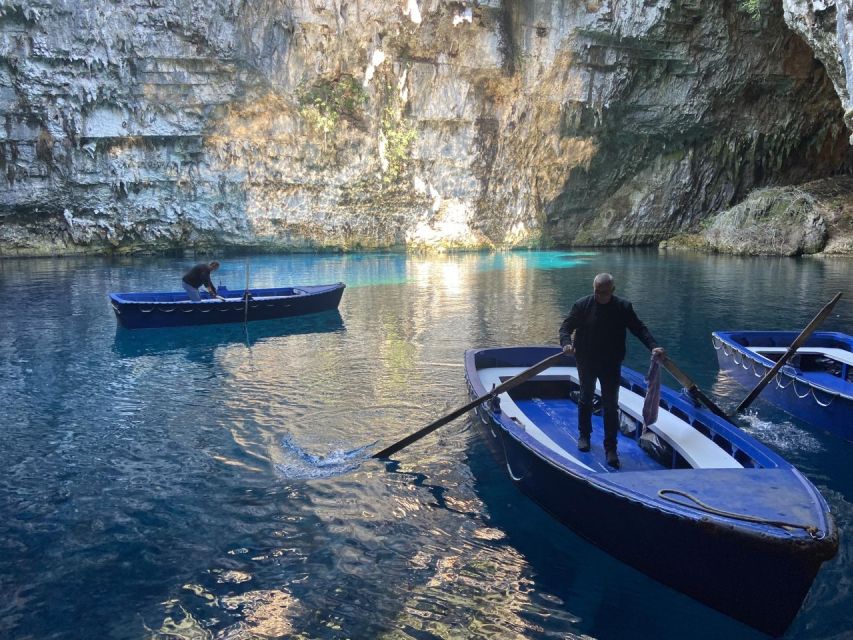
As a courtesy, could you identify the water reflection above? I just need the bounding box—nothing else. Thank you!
[2,249,852,640]
[112,311,345,359]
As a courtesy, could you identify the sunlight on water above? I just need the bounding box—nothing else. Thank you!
[1,249,850,640]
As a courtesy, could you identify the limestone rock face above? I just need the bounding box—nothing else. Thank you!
[661,176,853,255]
[784,0,853,141]
[0,0,850,256]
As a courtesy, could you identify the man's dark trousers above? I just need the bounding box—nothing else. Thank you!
[577,359,622,452]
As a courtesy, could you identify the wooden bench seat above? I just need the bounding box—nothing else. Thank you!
[751,346,853,367]
[615,389,741,469]
[478,367,593,471]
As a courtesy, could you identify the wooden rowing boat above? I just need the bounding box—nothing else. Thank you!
[713,330,853,441]
[109,282,345,329]
[465,346,838,636]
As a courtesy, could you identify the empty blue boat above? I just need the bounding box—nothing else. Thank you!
[109,282,345,329]
[465,346,837,637]
[712,330,853,441]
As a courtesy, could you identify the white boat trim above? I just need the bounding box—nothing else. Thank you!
[478,367,594,471]
[751,346,853,367]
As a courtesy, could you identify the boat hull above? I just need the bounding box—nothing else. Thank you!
[465,346,837,636]
[713,331,853,441]
[109,283,345,329]
[479,420,822,636]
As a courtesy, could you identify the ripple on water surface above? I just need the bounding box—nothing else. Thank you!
[1,251,851,639]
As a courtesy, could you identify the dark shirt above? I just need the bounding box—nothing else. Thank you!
[559,294,658,365]
[182,263,216,295]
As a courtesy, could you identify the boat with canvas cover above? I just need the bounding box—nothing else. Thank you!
[712,330,853,441]
[464,346,838,636]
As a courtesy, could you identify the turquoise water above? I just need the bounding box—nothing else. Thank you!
[0,249,851,639]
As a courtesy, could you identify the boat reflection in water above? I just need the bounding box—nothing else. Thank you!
[112,310,345,359]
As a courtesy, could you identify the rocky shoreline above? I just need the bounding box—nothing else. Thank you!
[661,176,853,256]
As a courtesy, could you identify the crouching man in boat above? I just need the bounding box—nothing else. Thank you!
[559,273,665,469]
[182,261,220,301]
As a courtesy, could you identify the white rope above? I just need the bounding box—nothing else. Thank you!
[775,372,793,389]
[765,368,842,407]
[811,388,836,408]
[658,490,822,537]
[791,379,811,399]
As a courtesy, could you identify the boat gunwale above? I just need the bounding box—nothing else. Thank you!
[109,282,345,306]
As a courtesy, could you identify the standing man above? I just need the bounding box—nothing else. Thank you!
[182,260,220,301]
[559,273,665,469]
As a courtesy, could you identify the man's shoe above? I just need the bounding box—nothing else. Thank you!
[577,434,591,452]
[606,449,620,469]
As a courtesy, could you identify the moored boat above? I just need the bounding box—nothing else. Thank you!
[109,282,345,329]
[464,346,838,637]
[712,330,853,441]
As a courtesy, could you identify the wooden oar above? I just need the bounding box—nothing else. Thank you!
[373,350,566,459]
[661,357,733,423]
[735,292,843,414]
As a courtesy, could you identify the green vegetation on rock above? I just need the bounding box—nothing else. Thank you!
[297,75,368,145]
[380,101,416,185]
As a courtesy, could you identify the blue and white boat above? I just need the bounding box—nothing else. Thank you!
[712,331,853,441]
[109,282,345,329]
[464,346,837,637]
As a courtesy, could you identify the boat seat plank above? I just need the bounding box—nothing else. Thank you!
[615,390,741,469]
[751,347,853,367]
[477,366,741,470]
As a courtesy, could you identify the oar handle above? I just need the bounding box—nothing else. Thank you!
[373,350,566,459]
[735,291,842,414]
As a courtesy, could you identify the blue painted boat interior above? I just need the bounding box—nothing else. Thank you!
[507,379,667,473]
[473,347,780,474]
[503,378,827,526]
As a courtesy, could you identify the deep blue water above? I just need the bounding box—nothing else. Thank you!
[0,249,851,640]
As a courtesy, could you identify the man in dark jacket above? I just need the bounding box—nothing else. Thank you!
[182,261,220,301]
[559,273,665,469]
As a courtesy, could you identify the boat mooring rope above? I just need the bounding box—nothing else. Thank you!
[658,489,823,538]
